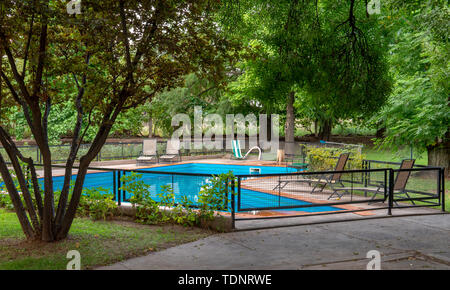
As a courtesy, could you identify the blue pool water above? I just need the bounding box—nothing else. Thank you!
[39,163,342,213]
[143,163,298,175]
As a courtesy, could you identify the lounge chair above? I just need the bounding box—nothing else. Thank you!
[231,140,262,160]
[159,139,181,163]
[273,153,350,197]
[136,139,157,166]
[331,159,416,203]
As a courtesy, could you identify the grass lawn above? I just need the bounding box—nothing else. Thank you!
[362,146,428,165]
[0,208,212,270]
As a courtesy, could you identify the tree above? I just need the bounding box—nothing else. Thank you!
[223,0,391,146]
[149,73,224,137]
[0,0,235,241]
[2,98,151,142]
[374,0,449,172]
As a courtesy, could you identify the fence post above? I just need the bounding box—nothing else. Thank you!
[224,177,229,210]
[441,168,445,212]
[113,170,117,203]
[231,177,236,230]
[237,176,241,211]
[363,160,368,188]
[278,174,281,207]
[388,169,394,216]
[122,171,127,202]
[117,171,121,206]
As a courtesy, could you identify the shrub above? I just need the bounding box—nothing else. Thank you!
[0,193,14,211]
[197,172,234,222]
[304,145,365,172]
[121,172,161,224]
[77,187,118,220]
[121,171,235,228]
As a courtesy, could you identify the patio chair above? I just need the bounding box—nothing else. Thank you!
[231,140,262,160]
[331,159,416,204]
[136,139,157,166]
[273,153,350,197]
[159,139,181,163]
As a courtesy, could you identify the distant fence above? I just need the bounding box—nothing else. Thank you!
[0,140,232,164]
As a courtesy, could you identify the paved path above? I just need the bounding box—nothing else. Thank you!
[98,213,450,270]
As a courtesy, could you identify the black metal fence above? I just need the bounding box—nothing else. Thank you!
[20,158,446,230]
[228,165,445,228]
[45,164,218,207]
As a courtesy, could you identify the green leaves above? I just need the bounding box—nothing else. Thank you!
[376,0,449,150]
[225,0,392,130]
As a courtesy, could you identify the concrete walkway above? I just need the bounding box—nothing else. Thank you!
[98,213,450,270]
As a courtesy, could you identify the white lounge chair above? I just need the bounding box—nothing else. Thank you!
[136,139,157,165]
[159,139,181,163]
[231,140,262,160]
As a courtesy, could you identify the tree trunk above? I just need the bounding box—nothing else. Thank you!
[285,91,295,155]
[267,113,272,141]
[427,134,450,176]
[375,126,386,138]
[0,154,36,239]
[313,120,318,137]
[318,119,332,141]
[148,118,153,137]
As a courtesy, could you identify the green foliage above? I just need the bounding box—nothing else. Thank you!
[172,195,198,227]
[374,1,449,150]
[197,172,234,221]
[0,193,13,211]
[224,0,392,134]
[77,188,118,221]
[120,171,234,228]
[149,73,225,137]
[120,173,160,224]
[304,145,365,172]
[0,169,21,211]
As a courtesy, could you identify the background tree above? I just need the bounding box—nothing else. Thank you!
[223,0,391,149]
[373,0,449,172]
[0,0,235,241]
[149,73,225,137]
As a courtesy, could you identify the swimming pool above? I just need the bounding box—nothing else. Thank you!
[143,163,298,175]
[45,163,342,213]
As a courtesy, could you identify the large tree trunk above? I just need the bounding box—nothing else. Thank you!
[427,132,450,176]
[318,119,332,141]
[285,91,295,155]
[266,113,272,141]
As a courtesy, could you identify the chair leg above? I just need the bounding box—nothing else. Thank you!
[403,191,416,205]
[311,182,325,194]
[317,183,326,193]
[328,189,344,200]
[272,183,280,191]
[368,189,383,204]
